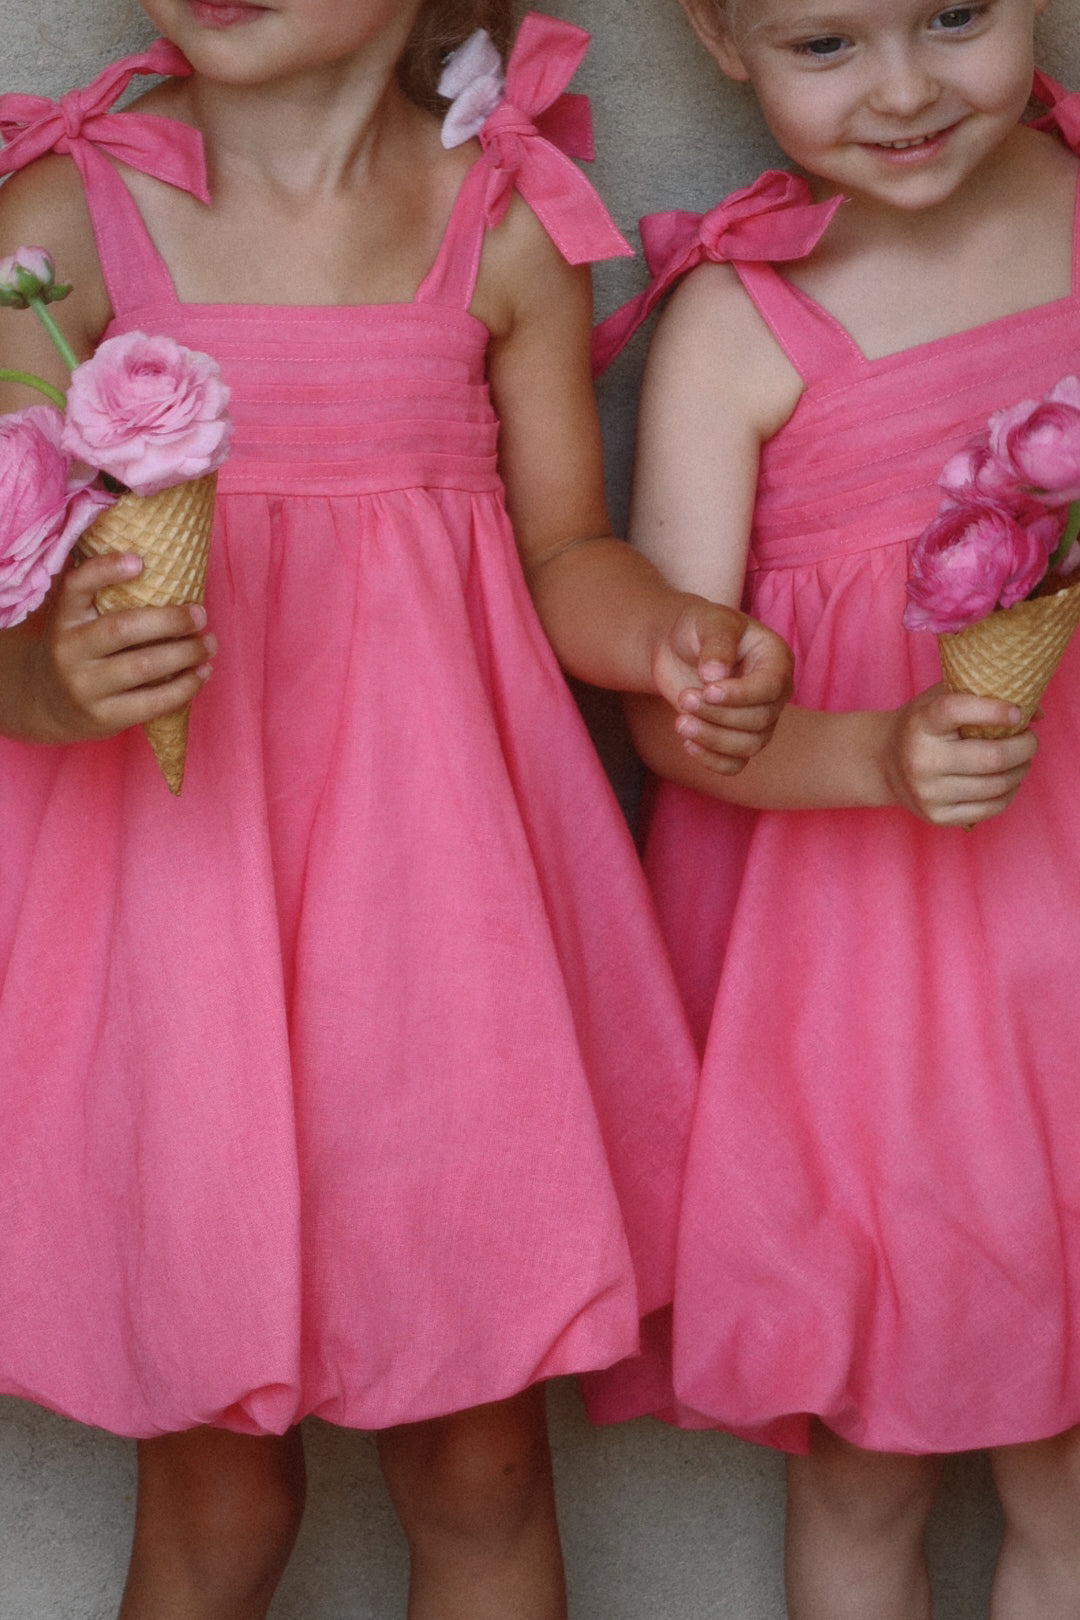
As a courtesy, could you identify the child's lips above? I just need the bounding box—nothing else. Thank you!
[187,0,267,26]
[861,124,958,163]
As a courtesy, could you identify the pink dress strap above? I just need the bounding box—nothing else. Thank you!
[591,172,842,375]
[731,261,864,382]
[416,11,631,311]
[0,42,208,315]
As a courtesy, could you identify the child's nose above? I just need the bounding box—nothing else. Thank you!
[867,47,938,119]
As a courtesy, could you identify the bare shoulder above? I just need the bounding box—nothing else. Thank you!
[0,155,95,265]
[0,155,110,354]
[470,190,588,342]
[653,260,804,441]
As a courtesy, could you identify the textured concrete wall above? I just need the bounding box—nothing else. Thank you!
[2,3,1079,1616]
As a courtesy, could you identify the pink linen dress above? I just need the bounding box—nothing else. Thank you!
[589,79,1080,1456]
[0,20,697,1440]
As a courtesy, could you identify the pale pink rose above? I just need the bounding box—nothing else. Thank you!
[0,407,115,628]
[987,378,1080,504]
[62,331,232,497]
[903,500,1062,633]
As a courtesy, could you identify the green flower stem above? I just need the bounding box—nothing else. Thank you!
[0,368,67,409]
[1047,499,1080,575]
[28,296,78,373]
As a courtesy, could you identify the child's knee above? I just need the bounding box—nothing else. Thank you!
[381,1389,554,1545]
[994,1424,1080,1542]
[789,1430,939,1542]
[137,1427,306,1568]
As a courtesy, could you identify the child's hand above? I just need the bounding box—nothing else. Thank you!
[655,600,793,775]
[23,552,216,745]
[881,686,1038,826]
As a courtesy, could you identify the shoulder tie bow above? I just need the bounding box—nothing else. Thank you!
[444,12,631,267]
[1029,69,1080,153]
[592,171,842,375]
[0,41,210,204]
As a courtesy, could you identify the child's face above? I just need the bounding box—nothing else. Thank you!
[139,0,425,86]
[694,0,1046,212]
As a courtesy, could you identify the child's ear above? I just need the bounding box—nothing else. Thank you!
[677,0,751,82]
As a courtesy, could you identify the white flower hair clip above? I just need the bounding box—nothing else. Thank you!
[439,29,506,151]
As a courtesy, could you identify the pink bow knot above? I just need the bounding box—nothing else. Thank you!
[0,41,210,205]
[593,171,842,375]
[471,11,631,266]
[58,88,89,146]
[1030,70,1080,153]
[478,100,544,228]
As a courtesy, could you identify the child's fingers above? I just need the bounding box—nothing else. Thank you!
[90,664,214,734]
[678,698,779,735]
[675,713,774,772]
[53,637,214,738]
[908,736,1034,824]
[941,754,1034,801]
[950,731,1037,775]
[53,608,215,704]
[53,552,146,627]
[662,599,751,688]
[927,771,1031,826]
[694,669,790,712]
[920,688,1026,737]
[693,608,748,684]
[42,588,216,740]
[84,600,211,660]
[57,555,212,656]
[695,636,793,710]
[679,736,757,775]
[92,630,217,699]
[728,620,794,693]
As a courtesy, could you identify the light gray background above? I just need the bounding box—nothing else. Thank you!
[2,2,1079,1616]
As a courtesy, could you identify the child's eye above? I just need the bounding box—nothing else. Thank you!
[793,35,850,59]
[931,5,987,29]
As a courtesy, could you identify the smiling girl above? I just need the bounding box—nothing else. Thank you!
[591,1,1080,1614]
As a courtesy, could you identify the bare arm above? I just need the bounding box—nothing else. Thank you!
[0,159,216,744]
[622,261,1037,826]
[474,199,791,768]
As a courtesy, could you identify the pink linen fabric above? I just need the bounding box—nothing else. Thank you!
[589,84,1080,1455]
[0,19,694,1439]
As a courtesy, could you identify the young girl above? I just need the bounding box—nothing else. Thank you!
[591,0,1080,1614]
[0,3,793,1615]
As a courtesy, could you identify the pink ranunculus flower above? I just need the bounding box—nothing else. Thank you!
[0,246,64,308]
[903,500,1063,634]
[0,406,115,628]
[61,331,232,498]
[987,376,1080,505]
[939,436,1025,508]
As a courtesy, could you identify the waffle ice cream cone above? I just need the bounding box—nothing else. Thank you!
[76,473,217,794]
[938,571,1080,738]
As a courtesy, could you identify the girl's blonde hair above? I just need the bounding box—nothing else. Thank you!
[399,0,518,112]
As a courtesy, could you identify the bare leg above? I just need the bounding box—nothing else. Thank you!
[118,1427,306,1620]
[378,1384,566,1620]
[785,1421,941,1620]
[990,1424,1080,1619]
